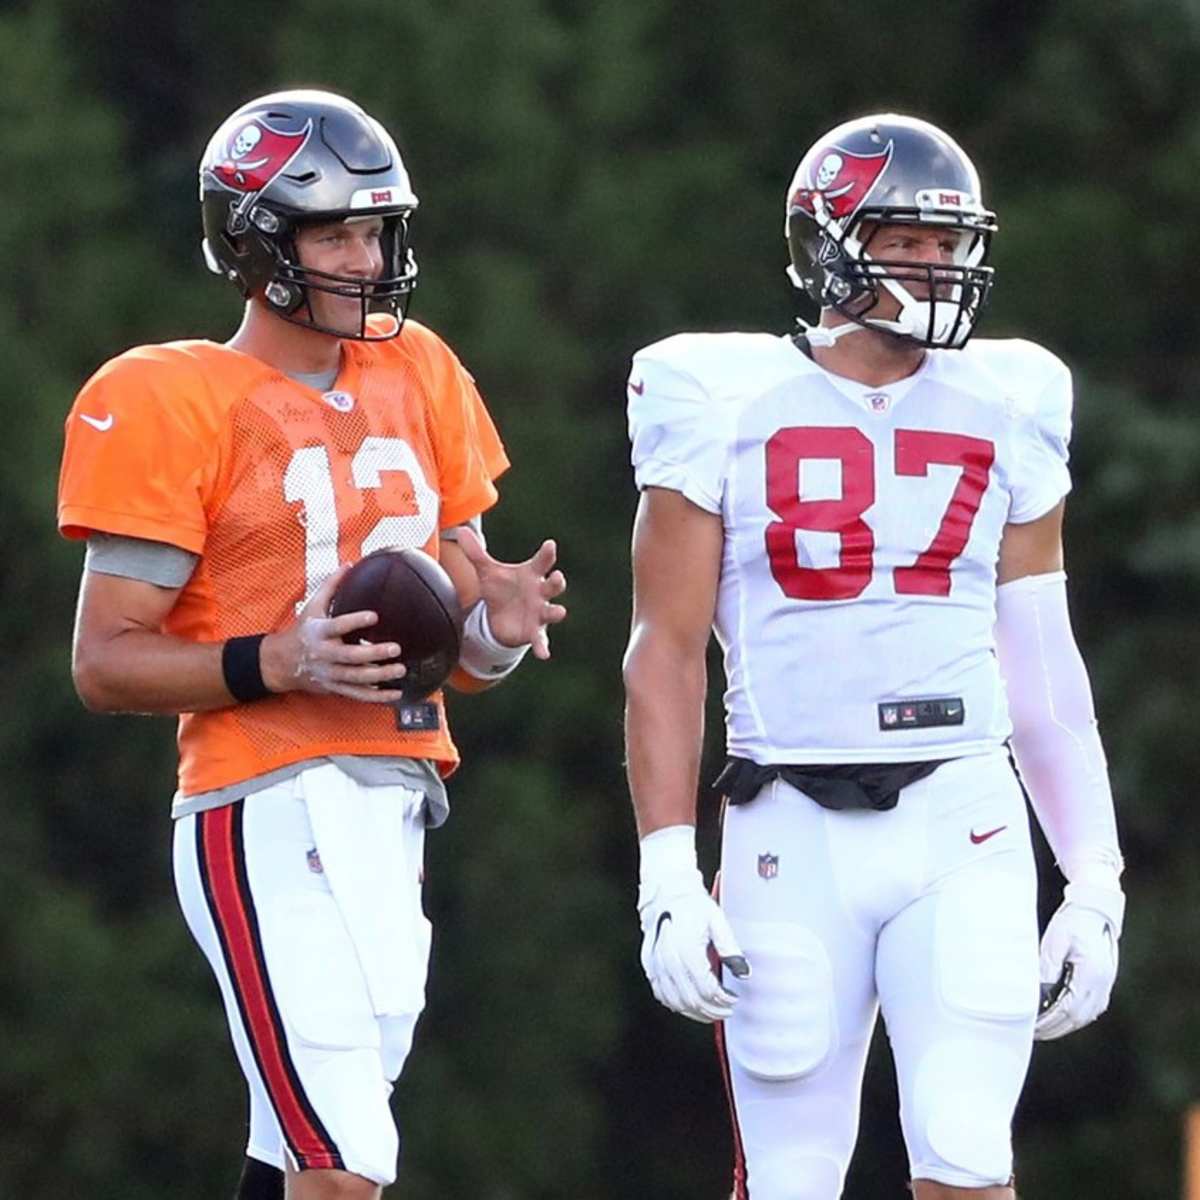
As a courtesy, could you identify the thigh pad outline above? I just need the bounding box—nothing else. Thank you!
[934,871,1039,1022]
[726,921,837,1082]
[264,887,382,1051]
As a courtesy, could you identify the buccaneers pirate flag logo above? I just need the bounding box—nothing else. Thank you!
[211,118,313,193]
[789,141,893,224]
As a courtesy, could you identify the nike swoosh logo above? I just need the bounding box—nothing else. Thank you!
[79,412,114,432]
[628,378,645,395]
[654,910,672,947]
[970,824,1008,844]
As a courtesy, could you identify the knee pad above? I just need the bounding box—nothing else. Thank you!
[749,1148,844,1199]
[906,1040,1020,1187]
[725,922,836,1082]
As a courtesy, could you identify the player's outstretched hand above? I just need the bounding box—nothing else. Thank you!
[1034,881,1124,1041]
[637,825,748,1024]
[260,565,408,702]
[455,527,566,659]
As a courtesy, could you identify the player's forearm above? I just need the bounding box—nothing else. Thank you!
[995,572,1122,882]
[623,630,708,837]
[73,628,239,714]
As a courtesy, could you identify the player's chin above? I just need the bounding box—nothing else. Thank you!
[308,298,365,336]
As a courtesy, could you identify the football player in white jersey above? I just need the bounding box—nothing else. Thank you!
[623,113,1124,1200]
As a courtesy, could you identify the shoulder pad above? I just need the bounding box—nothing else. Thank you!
[963,340,1074,522]
[627,332,801,513]
[960,337,1071,422]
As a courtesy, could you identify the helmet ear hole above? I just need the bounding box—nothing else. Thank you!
[264,281,297,310]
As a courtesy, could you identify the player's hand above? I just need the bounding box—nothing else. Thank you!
[637,825,748,1024]
[1034,880,1124,1041]
[260,565,408,702]
[455,526,566,659]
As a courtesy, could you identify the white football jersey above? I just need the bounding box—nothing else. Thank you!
[628,332,1072,764]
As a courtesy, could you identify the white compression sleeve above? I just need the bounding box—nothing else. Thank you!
[995,571,1123,886]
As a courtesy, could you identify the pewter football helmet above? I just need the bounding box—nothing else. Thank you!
[785,114,996,348]
[200,89,419,339]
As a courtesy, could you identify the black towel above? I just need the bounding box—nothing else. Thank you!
[713,756,945,812]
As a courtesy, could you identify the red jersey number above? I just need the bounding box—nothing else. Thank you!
[764,426,994,601]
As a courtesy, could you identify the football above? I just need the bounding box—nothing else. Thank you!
[329,547,464,701]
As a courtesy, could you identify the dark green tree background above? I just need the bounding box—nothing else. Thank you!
[2,1,1197,1197]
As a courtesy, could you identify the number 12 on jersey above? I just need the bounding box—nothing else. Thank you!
[765,426,994,601]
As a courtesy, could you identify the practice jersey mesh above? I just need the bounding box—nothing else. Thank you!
[60,319,508,796]
[628,332,1072,764]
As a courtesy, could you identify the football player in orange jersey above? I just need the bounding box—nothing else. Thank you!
[59,90,565,1200]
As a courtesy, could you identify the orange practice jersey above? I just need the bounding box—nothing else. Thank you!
[59,318,509,796]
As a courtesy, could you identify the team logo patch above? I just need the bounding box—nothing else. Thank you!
[757,853,779,880]
[790,141,894,224]
[306,848,324,874]
[212,118,313,194]
[321,390,355,413]
[915,187,976,211]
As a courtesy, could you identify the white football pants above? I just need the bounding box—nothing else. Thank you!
[173,764,431,1186]
[718,749,1039,1197]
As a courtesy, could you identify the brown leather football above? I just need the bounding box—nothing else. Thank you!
[329,547,464,700]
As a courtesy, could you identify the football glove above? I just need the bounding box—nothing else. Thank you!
[637,825,748,1024]
[1034,879,1124,1041]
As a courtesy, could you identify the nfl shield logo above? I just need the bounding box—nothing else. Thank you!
[321,390,355,413]
[757,853,779,880]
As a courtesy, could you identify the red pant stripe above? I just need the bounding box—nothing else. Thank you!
[712,823,749,1199]
[196,804,345,1171]
[714,1019,749,1199]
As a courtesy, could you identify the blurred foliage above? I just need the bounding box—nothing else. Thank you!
[2,0,1198,1197]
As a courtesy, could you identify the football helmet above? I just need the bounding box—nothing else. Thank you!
[200,89,419,340]
[785,114,996,349]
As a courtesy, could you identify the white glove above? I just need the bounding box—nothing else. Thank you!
[1034,876,1125,1041]
[637,825,749,1024]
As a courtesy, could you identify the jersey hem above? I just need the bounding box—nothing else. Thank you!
[634,460,721,514]
[178,741,459,802]
[59,504,207,554]
[1007,480,1071,525]
[440,479,503,530]
[723,738,1007,765]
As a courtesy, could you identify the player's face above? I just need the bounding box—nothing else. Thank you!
[859,222,969,304]
[294,216,385,335]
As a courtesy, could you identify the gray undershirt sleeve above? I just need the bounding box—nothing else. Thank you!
[440,514,485,548]
[85,533,199,589]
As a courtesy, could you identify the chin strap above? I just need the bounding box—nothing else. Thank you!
[866,275,971,348]
[797,318,870,348]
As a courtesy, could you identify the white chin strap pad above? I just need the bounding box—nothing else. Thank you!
[872,275,969,347]
[799,320,869,348]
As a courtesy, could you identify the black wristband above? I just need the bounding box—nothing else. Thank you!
[222,634,272,703]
